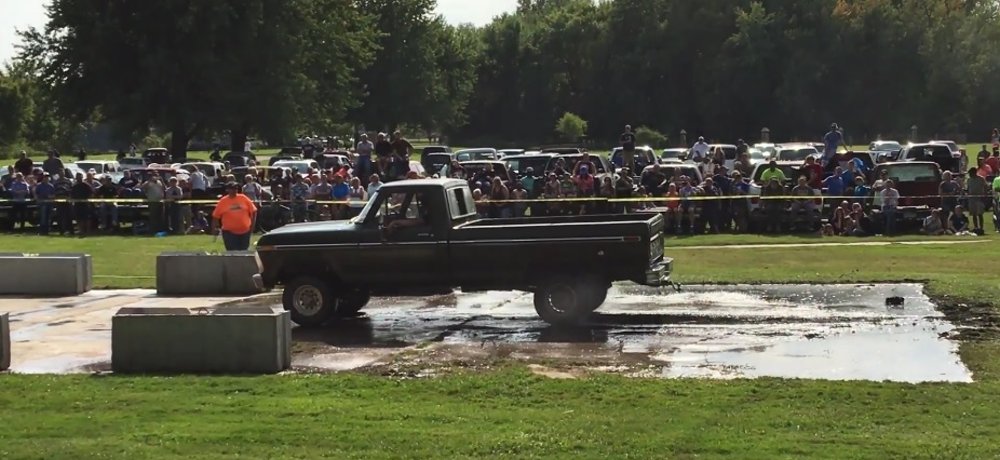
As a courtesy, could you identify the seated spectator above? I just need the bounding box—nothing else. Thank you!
[472,188,488,217]
[849,203,872,236]
[187,210,210,234]
[948,205,970,234]
[803,156,823,189]
[641,164,667,196]
[832,201,852,235]
[921,209,947,236]
[790,176,815,214]
[760,160,787,184]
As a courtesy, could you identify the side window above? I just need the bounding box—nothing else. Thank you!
[451,188,469,217]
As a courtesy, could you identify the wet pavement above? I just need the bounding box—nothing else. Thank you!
[0,284,972,383]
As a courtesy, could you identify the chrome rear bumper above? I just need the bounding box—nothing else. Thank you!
[644,258,673,286]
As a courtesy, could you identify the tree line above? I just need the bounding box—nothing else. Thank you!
[2,0,1000,156]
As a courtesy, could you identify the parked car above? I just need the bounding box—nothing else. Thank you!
[272,160,320,177]
[504,154,557,178]
[871,161,942,226]
[753,143,778,158]
[610,146,658,172]
[179,162,228,186]
[928,140,967,171]
[747,148,770,167]
[775,144,821,162]
[254,179,673,326]
[421,146,451,156]
[222,151,257,168]
[119,157,149,170]
[898,143,962,175]
[318,153,353,172]
[661,148,688,163]
[748,161,822,230]
[74,160,124,182]
[143,148,171,164]
[545,154,616,185]
[540,147,587,155]
[868,140,903,161]
[455,148,500,162]
[460,161,516,186]
[422,152,455,177]
[499,149,525,157]
[131,166,191,183]
[708,144,739,170]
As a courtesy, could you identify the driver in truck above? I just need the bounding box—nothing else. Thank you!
[386,193,429,233]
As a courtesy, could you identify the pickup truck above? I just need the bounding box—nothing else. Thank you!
[254,179,673,327]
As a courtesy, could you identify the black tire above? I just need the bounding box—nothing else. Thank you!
[283,276,337,327]
[337,288,371,317]
[533,277,605,325]
[584,287,609,313]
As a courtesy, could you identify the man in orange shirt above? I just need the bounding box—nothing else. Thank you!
[212,182,258,251]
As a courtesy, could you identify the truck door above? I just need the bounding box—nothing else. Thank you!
[356,189,448,286]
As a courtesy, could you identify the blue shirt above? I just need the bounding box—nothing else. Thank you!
[34,182,55,200]
[332,183,350,200]
[840,170,856,188]
[824,130,843,154]
[824,175,845,196]
[9,181,29,202]
[854,185,871,200]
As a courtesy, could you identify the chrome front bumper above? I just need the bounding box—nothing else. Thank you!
[644,258,673,286]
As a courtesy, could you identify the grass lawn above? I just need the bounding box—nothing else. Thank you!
[2,232,1000,458]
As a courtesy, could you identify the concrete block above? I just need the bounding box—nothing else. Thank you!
[112,306,291,374]
[156,252,263,296]
[1,313,9,371]
[0,253,92,296]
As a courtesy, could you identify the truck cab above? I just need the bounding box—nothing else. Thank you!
[255,179,672,327]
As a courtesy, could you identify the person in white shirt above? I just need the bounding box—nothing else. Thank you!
[367,174,383,197]
[242,175,263,202]
[881,179,900,235]
[690,136,710,162]
[189,169,208,198]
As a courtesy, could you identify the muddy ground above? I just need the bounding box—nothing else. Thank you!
[2,284,976,383]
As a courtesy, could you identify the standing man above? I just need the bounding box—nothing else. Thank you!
[212,182,258,251]
[14,151,33,176]
[374,133,393,177]
[390,131,414,179]
[356,133,374,181]
[619,125,637,172]
[690,136,710,163]
[8,173,30,230]
[34,173,55,235]
[823,123,844,167]
[42,151,64,177]
[142,175,165,233]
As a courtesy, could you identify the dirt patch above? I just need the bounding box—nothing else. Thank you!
[933,299,1000,341]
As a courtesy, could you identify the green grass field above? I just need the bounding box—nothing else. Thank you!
[2,232,1000,458]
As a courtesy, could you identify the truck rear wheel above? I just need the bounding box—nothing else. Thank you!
[337,289,370,317]
[283,276,337,327]
[534,278,604,325]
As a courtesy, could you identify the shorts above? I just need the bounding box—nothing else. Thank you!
[968,198,985,215]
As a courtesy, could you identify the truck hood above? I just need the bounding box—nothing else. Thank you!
[257,220,359,247]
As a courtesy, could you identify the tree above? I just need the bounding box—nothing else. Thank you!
[21,0,376,156]
[555,112,588,142]
[634,126,667,148]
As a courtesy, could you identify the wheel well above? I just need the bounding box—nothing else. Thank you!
[277,263,341,287]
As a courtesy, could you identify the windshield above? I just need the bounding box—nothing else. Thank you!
[611,150,654,169]
[548,156,607,174]
[749,149,767,160]
[870,142,901,151]
[353,190,380,223]
[275,162,310,175]
[662,150,685,159]
[881,164,940,182]
[456,150,496,161]
[505,157,551,175]
[76,162,106,172]
[778,149,817,161]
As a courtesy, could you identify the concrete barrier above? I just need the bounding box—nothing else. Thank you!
[112,306,291,374]
[1,313,9,371]
[0,253,92,296]
[156,252,263,296]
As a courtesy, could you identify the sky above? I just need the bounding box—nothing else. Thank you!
[0,0,518,65]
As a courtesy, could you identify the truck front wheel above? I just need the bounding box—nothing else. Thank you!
[534,278,604,325]
[283,276,337,327]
